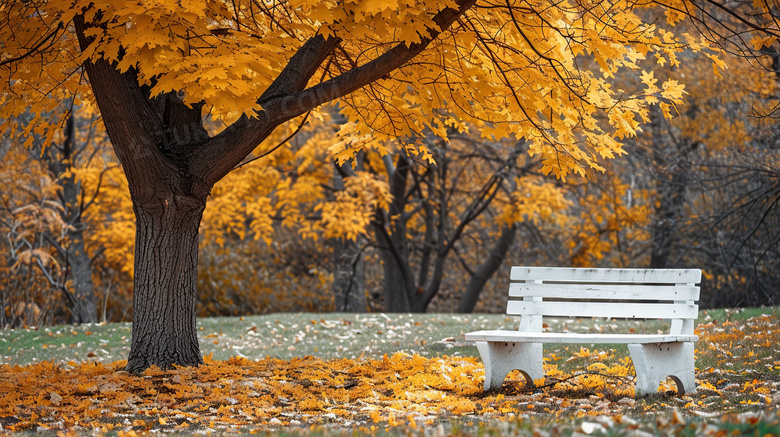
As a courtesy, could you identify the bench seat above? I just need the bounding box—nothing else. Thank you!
[465,331,698,344]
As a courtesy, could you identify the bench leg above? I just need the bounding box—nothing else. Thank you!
[628,342,695,397]
[474,341,543,391]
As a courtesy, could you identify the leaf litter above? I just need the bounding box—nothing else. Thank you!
[0,311,779,435]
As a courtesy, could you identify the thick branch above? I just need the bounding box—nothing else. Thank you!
[73,15,175,200]
[193,34,341,185]
[264,0,475,121]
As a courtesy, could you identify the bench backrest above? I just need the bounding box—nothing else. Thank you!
[508,267,702,335]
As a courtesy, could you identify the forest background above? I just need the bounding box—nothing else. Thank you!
[2,1,780,329]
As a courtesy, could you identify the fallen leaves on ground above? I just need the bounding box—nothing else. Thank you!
[0,313,778,434]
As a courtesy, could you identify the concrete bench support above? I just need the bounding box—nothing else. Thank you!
[475,340,543,391]
[628,341,696,396]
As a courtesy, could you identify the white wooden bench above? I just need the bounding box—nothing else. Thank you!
[465,267,701,396]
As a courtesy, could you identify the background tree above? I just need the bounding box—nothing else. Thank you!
[0,105,122,325]
[359,135,569,312]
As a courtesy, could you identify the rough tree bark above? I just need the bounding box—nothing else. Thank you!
[128,194,206,370]
[332,239,367,312]
[72,0,476,372]
[375,231,417,312]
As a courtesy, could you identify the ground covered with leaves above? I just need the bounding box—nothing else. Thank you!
[1,309,780,435]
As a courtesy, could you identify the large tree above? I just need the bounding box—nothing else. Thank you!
[2,0,707,372]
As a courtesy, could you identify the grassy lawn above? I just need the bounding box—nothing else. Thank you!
[1,307,769,365]
[0,306,778,435]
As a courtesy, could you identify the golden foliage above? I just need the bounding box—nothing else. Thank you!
[566,168,652,267]
[318,172,392,241]
[499,176,572,226]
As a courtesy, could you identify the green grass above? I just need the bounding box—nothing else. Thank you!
[2,307,770,366]
[1,313,502,366]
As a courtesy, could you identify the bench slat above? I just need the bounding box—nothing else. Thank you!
[507,300,698,319]
[464,330,698,344]
[508,283,700,301]
[511,267,702,284]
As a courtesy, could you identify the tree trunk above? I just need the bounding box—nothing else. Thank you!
[66,225,98,323]
[332,238,367,312]
[48,112,98,324]
[375,225,418,312]
[330,162,367,312]
[126,193,206,372]
[648,107,692,269]
[457,224,516,313]
[374,153,421,312]
[381,261,416,312]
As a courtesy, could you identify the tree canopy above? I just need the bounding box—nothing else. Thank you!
[2,0,703,177]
